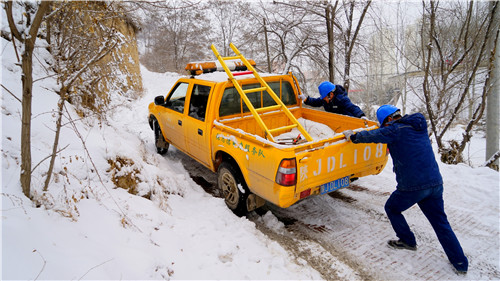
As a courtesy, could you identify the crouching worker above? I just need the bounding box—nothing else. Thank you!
[342,105,468,275]
[299,81,367,119]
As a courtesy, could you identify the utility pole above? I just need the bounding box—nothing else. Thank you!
[486,1,499,167]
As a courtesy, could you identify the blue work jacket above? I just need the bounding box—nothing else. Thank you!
[305,85,365,118]
[351,113,443,191]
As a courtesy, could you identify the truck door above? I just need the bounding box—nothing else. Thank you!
[160,82,190,153]
[184,83,212,166]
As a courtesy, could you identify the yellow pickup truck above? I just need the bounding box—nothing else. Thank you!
[148,53,388,216]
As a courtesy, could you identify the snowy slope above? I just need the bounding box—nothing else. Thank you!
[2,33,500,280]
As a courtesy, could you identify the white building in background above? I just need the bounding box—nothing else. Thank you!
[366,27,398,104]
[367,23,423,110]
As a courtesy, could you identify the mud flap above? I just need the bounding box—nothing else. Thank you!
[247,194,266,212]
[157,134,169,149]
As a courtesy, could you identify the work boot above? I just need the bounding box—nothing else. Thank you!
[388,239,417,251]
[452,262,468,275]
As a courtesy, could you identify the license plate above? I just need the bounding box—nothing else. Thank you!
[320,176,350,194]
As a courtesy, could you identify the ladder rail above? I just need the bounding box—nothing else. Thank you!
[211,44,276,142]
[211,43,313,143]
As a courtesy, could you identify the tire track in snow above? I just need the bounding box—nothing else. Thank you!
[178,153,499,280]
[263,185,500,280]
[247,211,368,281]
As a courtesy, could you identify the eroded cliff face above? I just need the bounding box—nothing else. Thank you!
[114,19,142,95]
[95,7,143,96]
[49,1,143,117]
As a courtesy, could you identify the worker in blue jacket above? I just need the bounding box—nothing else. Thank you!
[299,81,366,119]
[342,104,468,275]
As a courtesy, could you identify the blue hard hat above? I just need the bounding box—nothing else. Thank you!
[376,104,400,125]
[318,81,336,99]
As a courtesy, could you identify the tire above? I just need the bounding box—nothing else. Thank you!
[217,162,249,216]
[152,118,169,155]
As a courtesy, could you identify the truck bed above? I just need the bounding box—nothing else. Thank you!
[215,107,388,208]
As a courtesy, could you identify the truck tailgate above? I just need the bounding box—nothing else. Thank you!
[295,137,387,193]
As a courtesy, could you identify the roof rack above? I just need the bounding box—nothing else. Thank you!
[185,59,256,76]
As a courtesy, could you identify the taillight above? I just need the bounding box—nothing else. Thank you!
[276,158,296,186]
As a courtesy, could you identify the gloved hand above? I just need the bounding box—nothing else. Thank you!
[342,130,354,141]
[298,94,308,102]
[361,116,368,121]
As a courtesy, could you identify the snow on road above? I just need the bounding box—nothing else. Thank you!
[176,141,500,280]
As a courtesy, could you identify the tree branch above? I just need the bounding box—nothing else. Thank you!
[4,1,23,42]
[1,83,21,103]
[483,151,500,168]
[28,2,51,44]
[31,144,69,174]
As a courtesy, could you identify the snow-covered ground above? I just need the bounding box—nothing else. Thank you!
[1,37,322,279]
[2,34,499,280]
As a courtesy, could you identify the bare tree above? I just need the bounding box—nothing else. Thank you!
[4,1,51,198]
[138,1,211,73]
[340,0,372,91]
[271,0,372,93]
[270,1,336,84]
[208,1,251,57]
[255,2,322,75]
[418,0,497,164]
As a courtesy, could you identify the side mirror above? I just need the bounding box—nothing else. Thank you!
[154,96,165,105]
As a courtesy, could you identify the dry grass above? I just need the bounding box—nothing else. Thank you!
[107,156,141,195]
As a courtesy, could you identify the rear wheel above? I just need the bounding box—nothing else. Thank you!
[217,162,249,216]
[152,118,169,155]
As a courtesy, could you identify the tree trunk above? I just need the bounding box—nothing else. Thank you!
[325,3,335,83]
[7,1,51,198]
[343,0,371,92]
[43,88,67,191]
[343,1,354,91]
[421,1,441,148]
[263,18,272,73]
[20,44,34,198]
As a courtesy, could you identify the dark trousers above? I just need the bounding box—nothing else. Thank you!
[384,184,468,270]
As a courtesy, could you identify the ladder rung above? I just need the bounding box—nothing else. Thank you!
[223,56,241,60]
[243,87,267,94]
[255,104,282,113]
[269,124,298,135]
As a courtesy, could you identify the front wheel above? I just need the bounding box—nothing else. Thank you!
[217,162,249,216]
[152,119,169,155]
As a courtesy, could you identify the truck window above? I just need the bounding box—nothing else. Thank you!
[166,82,189,113]
[219,87,241,116]
[219,81,297,117]
[280,82,297,106]
[188,84,211,121]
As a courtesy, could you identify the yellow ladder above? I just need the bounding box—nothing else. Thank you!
[211,43,313,143]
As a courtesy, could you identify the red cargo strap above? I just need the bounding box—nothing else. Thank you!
[232,71,253,76]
